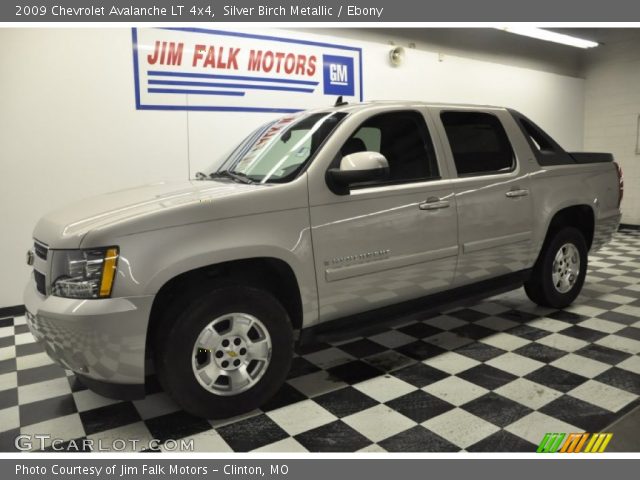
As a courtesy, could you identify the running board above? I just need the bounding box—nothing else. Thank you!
[299,270,531,346]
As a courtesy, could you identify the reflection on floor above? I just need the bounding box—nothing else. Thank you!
[0,229,639,452]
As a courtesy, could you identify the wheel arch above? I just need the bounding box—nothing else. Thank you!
[145,256,304,366]
[539,204,595,258]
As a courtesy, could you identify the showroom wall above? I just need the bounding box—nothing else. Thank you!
[583,29,640,225]
[0,28,586,308]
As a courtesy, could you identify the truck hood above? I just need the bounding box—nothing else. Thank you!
[33,180,259,248]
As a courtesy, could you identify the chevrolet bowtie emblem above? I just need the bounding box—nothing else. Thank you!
[228,351,238,358]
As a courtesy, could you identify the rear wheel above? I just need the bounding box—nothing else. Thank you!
[154,286,293,418]
[524,227,588,308]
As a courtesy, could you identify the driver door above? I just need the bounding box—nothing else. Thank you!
[308,109,459,322]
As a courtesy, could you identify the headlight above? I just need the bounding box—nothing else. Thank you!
[51,247,119,299]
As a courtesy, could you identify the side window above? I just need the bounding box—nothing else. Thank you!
[441,111,514,176]
[340,111,439,188]
[353,127,381,152]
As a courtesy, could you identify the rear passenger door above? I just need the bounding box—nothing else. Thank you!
[432,108,534,286]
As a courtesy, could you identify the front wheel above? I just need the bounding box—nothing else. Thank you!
[154,286,293,418]
[524,227,588,309]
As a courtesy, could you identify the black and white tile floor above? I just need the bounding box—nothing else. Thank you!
[1,229,639,452]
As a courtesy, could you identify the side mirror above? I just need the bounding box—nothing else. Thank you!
[327,151,390,188]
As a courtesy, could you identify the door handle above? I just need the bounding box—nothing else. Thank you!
[505,188,529,198]
[419,197,450,210]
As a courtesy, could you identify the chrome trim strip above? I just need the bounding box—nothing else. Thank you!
[350,179,452,196]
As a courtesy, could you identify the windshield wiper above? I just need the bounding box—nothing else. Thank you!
[194,171,208,180]
[209,170,255,184]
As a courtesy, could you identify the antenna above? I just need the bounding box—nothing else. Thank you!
[334,96,348,107]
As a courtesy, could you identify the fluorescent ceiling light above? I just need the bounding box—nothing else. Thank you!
[496,27,598,49]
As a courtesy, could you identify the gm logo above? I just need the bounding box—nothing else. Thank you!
[323,54,354,96]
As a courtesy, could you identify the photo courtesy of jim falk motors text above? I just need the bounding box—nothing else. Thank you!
[15,463,274,476]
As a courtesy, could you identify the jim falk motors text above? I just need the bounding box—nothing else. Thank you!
[147,39,319,76]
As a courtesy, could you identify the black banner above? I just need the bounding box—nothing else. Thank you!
[5,459,640,480]
[4,0,640,22]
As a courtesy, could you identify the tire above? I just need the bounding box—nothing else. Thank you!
[154,285,293,418]
[524,226,588,309]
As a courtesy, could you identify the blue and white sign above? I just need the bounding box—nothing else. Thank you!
[132,28,363,113]
[322,55,355,97]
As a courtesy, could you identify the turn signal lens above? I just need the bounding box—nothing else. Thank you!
[99,248,119,297]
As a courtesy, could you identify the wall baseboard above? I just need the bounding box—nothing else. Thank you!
[0,305,25,318]
[619,223,640,231]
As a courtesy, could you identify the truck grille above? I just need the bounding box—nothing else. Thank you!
[34,241,48,260]
[34,271,46,295]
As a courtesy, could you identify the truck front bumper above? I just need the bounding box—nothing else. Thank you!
[23,278,154,398]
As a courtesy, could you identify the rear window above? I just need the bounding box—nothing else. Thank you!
[441,111,514,176]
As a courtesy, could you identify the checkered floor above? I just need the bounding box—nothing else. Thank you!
[1,229,639,452]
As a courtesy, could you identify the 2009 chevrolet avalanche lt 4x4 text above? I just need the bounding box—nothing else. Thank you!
[24,102,623,418]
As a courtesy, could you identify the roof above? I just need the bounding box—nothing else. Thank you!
[310,100,507,114]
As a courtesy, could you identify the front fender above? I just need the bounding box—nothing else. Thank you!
[104,208,319,325]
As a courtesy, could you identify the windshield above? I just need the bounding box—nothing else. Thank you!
[213,111,347,184]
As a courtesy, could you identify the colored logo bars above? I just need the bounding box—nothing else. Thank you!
[537,433,613,453]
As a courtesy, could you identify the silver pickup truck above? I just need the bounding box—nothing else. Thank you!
[24,101,623,418]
